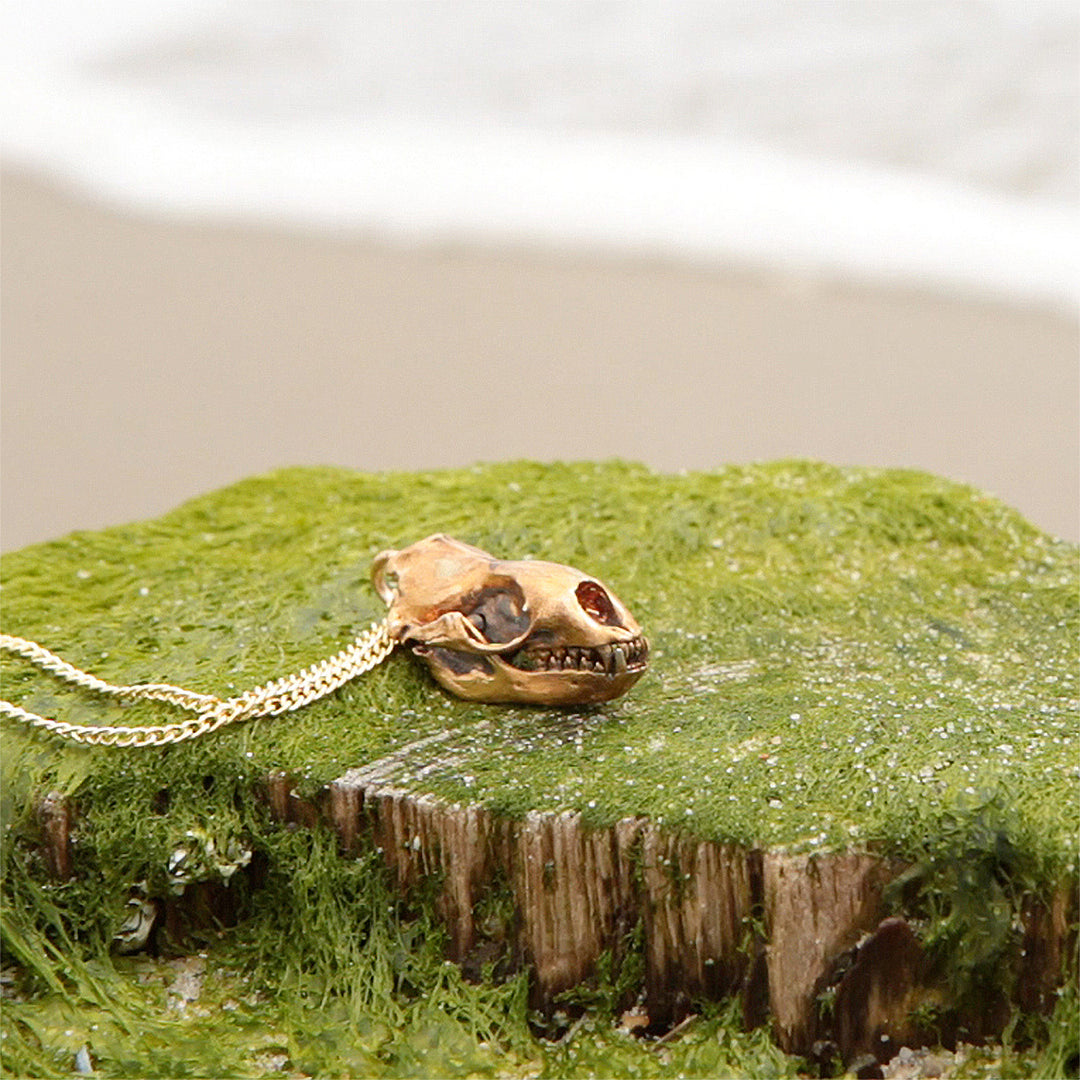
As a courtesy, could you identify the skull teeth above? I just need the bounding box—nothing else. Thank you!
[512,637,648,676]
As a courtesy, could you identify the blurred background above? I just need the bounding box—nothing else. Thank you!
[2,0,1077,550]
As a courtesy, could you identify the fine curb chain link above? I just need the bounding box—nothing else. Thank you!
[0,622,396,747]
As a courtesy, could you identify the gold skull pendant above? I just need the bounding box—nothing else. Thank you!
[371,535,648,705]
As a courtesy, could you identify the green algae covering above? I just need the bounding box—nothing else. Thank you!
[2,460,1077,1078]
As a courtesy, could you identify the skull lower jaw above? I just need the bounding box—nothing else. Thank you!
[418,644,647,705]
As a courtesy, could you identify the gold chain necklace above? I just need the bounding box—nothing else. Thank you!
[1,534,648,747]
[0,622,395,747]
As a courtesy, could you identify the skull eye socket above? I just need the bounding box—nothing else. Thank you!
[461,581,530,643]
[576,581,620,626]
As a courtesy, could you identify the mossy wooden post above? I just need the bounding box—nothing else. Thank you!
[2,461,1076,1071]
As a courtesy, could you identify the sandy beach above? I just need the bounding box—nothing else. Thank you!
[2,168,1077,550]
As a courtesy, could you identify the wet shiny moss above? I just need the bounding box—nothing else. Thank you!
[1,460,1076,1077]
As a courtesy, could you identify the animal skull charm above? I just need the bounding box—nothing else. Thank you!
[371,535,648,705]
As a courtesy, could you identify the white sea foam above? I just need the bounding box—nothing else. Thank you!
[2,1,1076,310]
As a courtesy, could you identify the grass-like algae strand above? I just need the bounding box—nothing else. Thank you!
[1,460,1076,1078]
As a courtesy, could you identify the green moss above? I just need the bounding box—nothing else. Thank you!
[539,1000,805,1079]
[2,825,538,1078]
[3,460,1076,862]
[2,460,1076,1077]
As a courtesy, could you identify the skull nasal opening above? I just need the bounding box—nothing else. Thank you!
[575,580,622,626]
